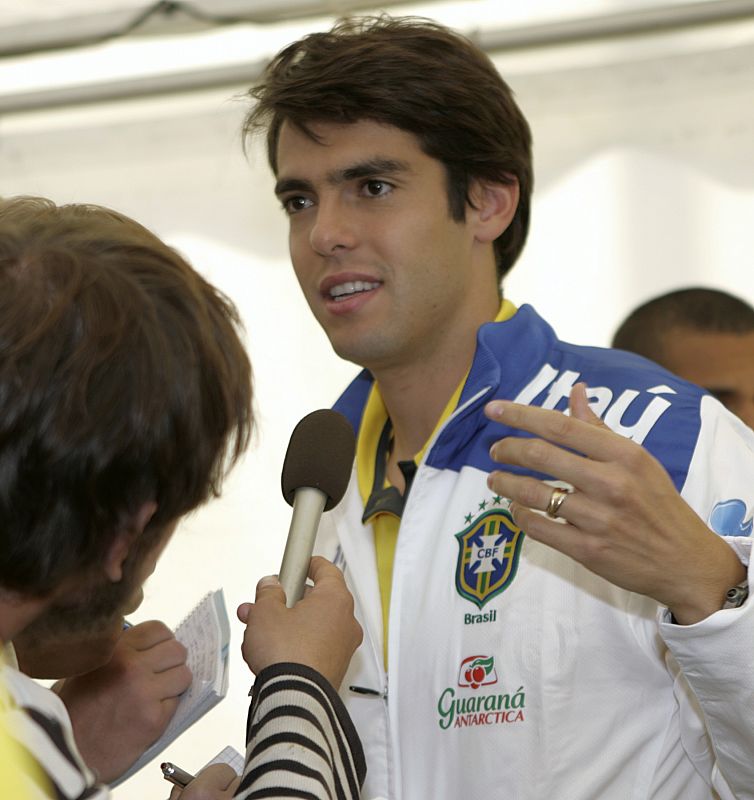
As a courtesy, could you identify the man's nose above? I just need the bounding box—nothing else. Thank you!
[309,197,357,255]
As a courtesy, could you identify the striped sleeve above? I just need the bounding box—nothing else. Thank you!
[235,663,366,800]
[1,666,109,800]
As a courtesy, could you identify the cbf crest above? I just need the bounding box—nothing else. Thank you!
[455,503,524,609]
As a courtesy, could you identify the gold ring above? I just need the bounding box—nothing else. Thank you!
[545,487,569,519]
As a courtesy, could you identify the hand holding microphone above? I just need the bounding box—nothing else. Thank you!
[238,410,360,686]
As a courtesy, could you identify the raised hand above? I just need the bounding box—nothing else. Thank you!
[484,383,745,624]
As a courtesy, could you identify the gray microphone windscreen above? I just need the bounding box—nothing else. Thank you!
[281,409,356,510]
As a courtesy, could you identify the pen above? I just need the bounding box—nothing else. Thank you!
[161,761,195,788]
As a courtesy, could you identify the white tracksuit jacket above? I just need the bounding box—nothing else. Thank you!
[316,305,754,800]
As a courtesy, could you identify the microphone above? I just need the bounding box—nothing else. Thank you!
[278,409,356,607]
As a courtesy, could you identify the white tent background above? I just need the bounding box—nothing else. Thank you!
[1,1,753,797]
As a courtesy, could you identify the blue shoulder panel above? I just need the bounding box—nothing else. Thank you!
[331,306,707,493]
[426,305,706,493]
[333,368,374,436]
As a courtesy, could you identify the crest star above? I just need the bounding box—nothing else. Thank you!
[478,499,488,511]
[492,495,502,505]
[464,513,473,524]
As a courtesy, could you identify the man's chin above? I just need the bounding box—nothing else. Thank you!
[13,575,140,678]
[14,612,123,678]
[122,587,144,617]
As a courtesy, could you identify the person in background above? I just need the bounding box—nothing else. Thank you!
[0,196,364,800]
[612,286,754,428]
[243,15,754,799]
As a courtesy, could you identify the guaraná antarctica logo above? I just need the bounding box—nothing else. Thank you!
[458,655,498,689]
[437,655,526,730]
[455,497,525,610]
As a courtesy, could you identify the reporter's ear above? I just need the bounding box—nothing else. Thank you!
[103,501,158,582]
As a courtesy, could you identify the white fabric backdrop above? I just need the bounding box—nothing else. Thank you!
[0,9,753,798]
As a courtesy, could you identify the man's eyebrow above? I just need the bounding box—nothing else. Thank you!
[338,158,409,182]
[274,177,311,197]
[275,158,410,196]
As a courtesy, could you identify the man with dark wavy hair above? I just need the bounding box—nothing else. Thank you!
[0,196,364,799]
[613,287,754,429]
[244,16,754,799]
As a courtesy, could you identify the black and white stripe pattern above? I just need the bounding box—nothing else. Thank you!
[238,663,366,800]
[1,665,107,800]
[2,661,364,800]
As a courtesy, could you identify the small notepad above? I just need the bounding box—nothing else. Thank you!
[112,589,231,786]
[204,744,244,775]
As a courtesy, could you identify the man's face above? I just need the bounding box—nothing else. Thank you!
[15,522,174,678]
[274,119,499,374]
[660,328,754,429]
[15,570,144,678]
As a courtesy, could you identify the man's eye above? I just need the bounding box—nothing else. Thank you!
[282,196,313,214]
[362,180,392,197]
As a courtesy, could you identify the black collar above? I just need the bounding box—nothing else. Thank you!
[362,418,417,523]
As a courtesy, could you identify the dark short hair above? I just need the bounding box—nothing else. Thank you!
[243,15,533,284]
[0,196,253,595]
[612,287,754,361]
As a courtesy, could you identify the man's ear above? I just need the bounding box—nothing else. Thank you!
[468,177,519,244]
[103,501,158,583]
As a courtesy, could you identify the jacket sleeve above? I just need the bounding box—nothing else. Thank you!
[0,664,110,800]
[662,396,754,799]
[660,596,754,800]
[234,663,366,800]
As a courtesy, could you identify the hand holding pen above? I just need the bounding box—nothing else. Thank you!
[161,762,195,788]
[161,761,240,798]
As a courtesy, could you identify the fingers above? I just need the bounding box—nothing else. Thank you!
[123,621,190,676]
[238,556,360,686]
[568,382,602,425]
[156,660,193,697]
[484,394,653,495]
[150,640,189,675]
[244,560,343,613]
[121,623,189,677]
[243,560,345,617]
[506,502,586,563]
[115,622,192,709]
[236,602,251,623]
[489,472,579,527]
[254,574,286,606]
[196,764,239,791]
[493,475,598,568]
[485,398,629,463]
[120,655,191,732]
[308,555,344,586]
[123,620,175,649]
[488,433,601,497]
[168,764,239,800]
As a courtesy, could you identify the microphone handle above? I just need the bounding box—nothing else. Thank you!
[279,486,328,607]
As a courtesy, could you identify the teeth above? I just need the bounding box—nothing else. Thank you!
[330,280,380,300]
